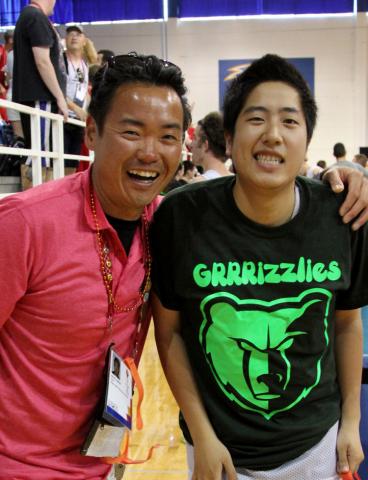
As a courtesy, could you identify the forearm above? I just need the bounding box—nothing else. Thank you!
[335,309,363,424]
[157,328,216,442]
[152,295,217,444]
[66,98,86,120]
[323,161,368,180]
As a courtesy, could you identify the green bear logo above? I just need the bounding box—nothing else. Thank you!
[199,289,332,419]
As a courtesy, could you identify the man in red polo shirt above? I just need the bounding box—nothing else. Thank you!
[0,53,191,480]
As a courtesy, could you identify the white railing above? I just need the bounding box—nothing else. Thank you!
[0,97,93,198]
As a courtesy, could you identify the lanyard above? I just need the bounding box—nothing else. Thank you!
[89,182,152,359]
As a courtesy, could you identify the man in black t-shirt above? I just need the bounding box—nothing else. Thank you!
[13,0,67,185]
[151,55,368,479]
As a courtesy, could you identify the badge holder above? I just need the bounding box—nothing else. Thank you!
[81,348,159,467]
[81,347,133,458]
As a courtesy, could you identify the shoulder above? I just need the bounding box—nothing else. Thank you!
[297,175,345,210]
[0,173,85,224]
[157,176,233,216]
[202,169,221,180]
[18,6,44,22]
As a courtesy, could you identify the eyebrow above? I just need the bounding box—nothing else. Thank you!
[243,106,300,114]
[119,118,182,130]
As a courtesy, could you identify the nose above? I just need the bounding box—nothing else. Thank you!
[137,137,159,163]
[262,122,282,145]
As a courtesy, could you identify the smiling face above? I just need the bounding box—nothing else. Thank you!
[66,30,85,53]
[87,83,184,220]
[227,81,308,196]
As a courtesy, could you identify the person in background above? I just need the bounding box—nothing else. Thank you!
[151,54,368,480]
[63,24,89,174]
[5,48,23,140]
[183,160,198,182]
[12,0,68,189]
[299,157,323,179]
[317,160,327,170]
[0,52,191,479]
[163,162,187,193]
[97,49,115,66]
[0,30,13,121]
[333,142,347,162]
[191,111,232,181]
[353,154,367,169]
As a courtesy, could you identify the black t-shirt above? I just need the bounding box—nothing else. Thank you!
[13,6,66,103]
[151,175,368,469]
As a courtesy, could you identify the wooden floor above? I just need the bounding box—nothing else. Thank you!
[124,324,188,480]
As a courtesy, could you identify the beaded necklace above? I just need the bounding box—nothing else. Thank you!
[89,185,152,331]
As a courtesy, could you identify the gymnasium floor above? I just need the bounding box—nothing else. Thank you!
[124,324,189,480]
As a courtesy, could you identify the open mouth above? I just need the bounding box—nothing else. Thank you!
[254,154,284,166]
[127,169,159,183]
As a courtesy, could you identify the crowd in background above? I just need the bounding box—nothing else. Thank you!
[0,5,367,191]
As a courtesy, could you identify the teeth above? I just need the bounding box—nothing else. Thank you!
[128,169,158,179]
[256,154,282,165]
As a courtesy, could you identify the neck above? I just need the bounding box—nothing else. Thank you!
[67,51,83,62]
[203,154,229,176]
[233,180,296,227]
[30,1,47,15]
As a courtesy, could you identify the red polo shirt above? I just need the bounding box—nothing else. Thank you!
[0,168,160,478]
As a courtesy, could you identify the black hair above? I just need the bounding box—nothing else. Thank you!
[198,111,226,161]
[183,160,197,174]
[223,54,317,144]
[97,49,115,64]
[89,52,191,135]
[333,142,346,158]
[316,160,327,169]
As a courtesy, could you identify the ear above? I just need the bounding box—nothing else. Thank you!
[85,116,98,151]
[225,132,233,158]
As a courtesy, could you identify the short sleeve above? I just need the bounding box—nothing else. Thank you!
[335,224,368,309]
[150,197,182,311]
[27,11,54,48]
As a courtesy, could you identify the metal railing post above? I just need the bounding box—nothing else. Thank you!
[30,108,42,186]
[52,114,64,180]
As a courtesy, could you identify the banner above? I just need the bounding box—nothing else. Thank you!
[219,58,315,109]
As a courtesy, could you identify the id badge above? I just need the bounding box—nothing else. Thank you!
[103,348,133,429]
[76,83,87,103]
